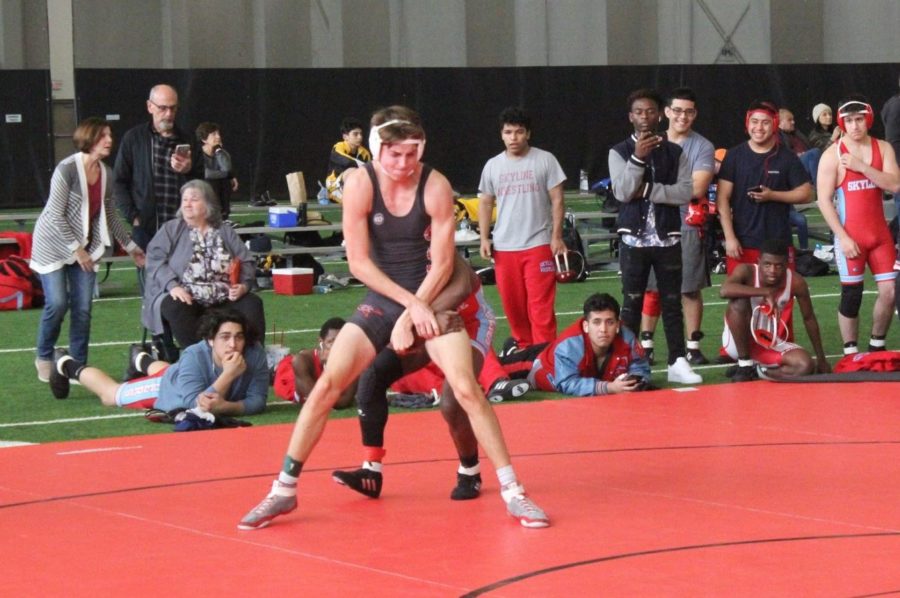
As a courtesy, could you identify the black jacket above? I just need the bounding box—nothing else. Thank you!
[608,135,692,241]
[113,122,191,248]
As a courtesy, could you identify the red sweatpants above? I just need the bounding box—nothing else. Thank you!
[390,349,508,395]
[493,245,558,348]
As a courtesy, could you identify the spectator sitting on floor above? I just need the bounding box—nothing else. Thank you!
[527,293,650,396]
[720,238,830,382]
[272,317,357,409]
[49,309,269,416]
[142,179,265,356]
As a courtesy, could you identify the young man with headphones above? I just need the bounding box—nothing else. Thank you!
[717,101,813,275]
[816,96,900,355]
[239,106,549,531]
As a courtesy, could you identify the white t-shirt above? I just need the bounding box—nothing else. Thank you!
[478,146,566,251]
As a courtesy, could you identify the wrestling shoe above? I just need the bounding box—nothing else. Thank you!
[450,472,482,501]
[667,357,702,385]
[35,358,52,383]
[686,348,708,365]
[487,379,531,403]
[686,332,708,365]
[123,343,151,381]
[502,485,550,528]
[731,365,758,383]
[332,466,383,498]
[237,480,297,530]
[50,348,72,399]
[498,337,520,359]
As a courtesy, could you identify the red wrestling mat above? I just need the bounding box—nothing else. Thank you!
[2,381,900,596]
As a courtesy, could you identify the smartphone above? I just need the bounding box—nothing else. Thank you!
[174,144,191,157]
[624,374,647,390]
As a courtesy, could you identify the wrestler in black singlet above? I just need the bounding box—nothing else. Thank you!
[347,163,434,349]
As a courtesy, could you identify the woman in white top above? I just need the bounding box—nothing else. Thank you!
[31,117,144,382]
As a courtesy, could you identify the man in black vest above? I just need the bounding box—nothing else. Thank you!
[608,88,701,385]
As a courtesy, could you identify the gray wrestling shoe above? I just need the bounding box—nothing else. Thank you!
[237,480,298,530]
[503,484,550,528]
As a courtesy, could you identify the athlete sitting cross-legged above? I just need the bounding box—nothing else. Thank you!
[720,238,831,382]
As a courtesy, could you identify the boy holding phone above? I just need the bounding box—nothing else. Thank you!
[716,100,813,274]
[527,293,651,396]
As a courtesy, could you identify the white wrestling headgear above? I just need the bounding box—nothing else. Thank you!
[368,119,426,162]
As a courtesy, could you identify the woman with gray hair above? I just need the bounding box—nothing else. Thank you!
[142,179,264,353]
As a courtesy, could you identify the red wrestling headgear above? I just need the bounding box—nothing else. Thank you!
[745,101,779,133]
[836,100,874,132]
[554,250,586,284]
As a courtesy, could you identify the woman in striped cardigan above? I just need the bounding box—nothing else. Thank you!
[31,117,145,383]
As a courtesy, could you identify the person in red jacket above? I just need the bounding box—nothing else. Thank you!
[529,293,650,396]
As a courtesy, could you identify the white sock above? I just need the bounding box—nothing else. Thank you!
[458,463,480,476]
[737,359,754,368]
[363,460,383,473]
[686,340,701,350]
[277,471,298,487]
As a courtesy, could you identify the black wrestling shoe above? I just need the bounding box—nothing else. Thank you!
[686,348,709,365]
[487,379,531,403]
[731,365,758,383]
[498,337,519,359]
[450,472,482,501]
[332,467,383,498]
[123,343,151,381]
[50,348,71,399]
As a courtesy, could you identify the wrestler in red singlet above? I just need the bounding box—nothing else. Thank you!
[833,137,897,284]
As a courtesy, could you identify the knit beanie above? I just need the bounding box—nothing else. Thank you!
[812,103,831,125]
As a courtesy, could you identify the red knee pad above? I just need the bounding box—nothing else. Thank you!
[642,290,661,317]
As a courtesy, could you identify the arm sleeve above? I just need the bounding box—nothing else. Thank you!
[213,148,232,176]
[103,168,136,250]
[649,152,693,206]
[552,339,601,397]
[695,140,716,174]
[477,160,496,195]
[545,154,567,190]
[113,134,137,223]
[145,225,182,293]
[46,166,81,251]
[718,152,737,183]
[170,348,211,410]
[608,149,646,203]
